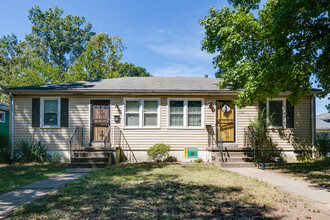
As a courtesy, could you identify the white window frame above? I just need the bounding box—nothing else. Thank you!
[167,98,204,129]
[40,97,61,128]
[123,98,160,128]
[0,111,5,123]
[266,98,286,129]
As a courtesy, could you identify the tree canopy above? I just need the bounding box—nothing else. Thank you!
[199,0,329,107]
[113,62,151,77]
[0,6,151,102]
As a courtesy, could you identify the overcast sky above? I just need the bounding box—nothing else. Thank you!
[0,0,328,114]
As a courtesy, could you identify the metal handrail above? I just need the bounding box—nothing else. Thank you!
[103,125,137,164]
[117,128,137,162]
[69,126,80,160]
[216,125,224,162]
[103,124,111,154]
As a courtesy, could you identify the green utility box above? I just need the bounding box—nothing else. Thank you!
[184,148,198,159]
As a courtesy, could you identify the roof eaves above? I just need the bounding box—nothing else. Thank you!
[3,89,236,95]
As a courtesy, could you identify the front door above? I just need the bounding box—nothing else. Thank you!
[91,100,110,142]
[217,101,235,142]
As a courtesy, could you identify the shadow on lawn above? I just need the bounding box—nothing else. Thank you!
[269,161,330,189]
[13,163,280,219]
[0,163,66,195]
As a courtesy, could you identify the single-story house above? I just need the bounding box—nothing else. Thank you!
[0,102,10,136]
[3,77,318,166]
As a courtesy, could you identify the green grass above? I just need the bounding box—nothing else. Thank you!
[0,163,67,194]
[10,163,302,219]
[267,161,330,188]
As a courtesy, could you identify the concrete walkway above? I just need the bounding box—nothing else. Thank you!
[224,168,330,207]
[0,168,98,219]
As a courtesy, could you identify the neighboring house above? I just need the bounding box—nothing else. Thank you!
[0,102,10,136]
[316,113,330,133]
[2,77,318,165]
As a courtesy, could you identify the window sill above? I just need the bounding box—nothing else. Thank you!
[40,126,60,129]
[267,126,285,130]
[167,127,205,130]
[122,127,161,130]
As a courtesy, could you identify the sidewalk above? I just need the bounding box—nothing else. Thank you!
[0,168,98,219]
[224,167,330,207]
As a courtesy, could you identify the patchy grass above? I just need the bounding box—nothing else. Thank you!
[9,163,329,219]
[0,163,67,194]
[267,161,330,188]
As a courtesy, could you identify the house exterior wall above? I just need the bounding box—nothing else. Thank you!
[13,94,313,162]
[0,110,10,136]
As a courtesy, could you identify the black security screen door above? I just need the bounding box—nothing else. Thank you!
[91,100,110,142]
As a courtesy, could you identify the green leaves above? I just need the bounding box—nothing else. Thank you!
[200,0,329,107]
[0,6,152,102]
[67,33,125,81]
[113,62,151,78]
[26,6,95,73]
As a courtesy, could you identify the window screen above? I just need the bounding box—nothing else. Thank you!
[126,101,140,126]
[269,100,283,127]
[144,101,157,126]
[44,100,58,126]
[170,101,184,126]
[188,101,201,126]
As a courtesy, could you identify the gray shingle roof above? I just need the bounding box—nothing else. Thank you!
[316,118,330,130]
[316,113,330,120]
[3,77,230,93]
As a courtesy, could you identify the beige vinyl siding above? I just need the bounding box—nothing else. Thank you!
[267,96,312,151]
[13,94,313,153]
[235,96,312,150]
[14,96,91,151]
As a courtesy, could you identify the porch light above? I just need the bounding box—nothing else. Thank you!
[208,100,212,108]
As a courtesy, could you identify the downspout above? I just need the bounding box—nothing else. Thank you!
[9,92,14,159]
[311,94,316,159]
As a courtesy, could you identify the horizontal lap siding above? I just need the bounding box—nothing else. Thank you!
[235,97,312,150]
[13,94,312,152]
[120,96,212,150]
[236,105,259,148]
[14,96,90,151]
[268,97,312,150]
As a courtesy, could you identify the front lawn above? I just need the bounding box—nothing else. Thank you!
[0,163,67,194]
[10,163,329,219]
[267,161,330,188]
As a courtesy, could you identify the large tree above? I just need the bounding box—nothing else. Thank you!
[199,0,329,107]
[0,6,151,102]
[26,6,95,76]
[113,62,151,77]
[67,33,125,81]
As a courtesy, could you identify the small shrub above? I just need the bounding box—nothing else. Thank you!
[316,133,330,158]
[249,110,282,163]
[147,143,171,162]
[163,155,178,162]
[0,134,10,163]
[15,140,51,163]
[194,158,203,163]
[53,152,62,163]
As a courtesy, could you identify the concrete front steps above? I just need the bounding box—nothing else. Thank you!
[70,146,113,168]
[214,146,257,168]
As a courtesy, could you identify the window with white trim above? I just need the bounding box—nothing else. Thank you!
[124,98,160,128]
[0,111,5,123]
[143,100,158,126]
[168,99,203,128]
[267,98,285,128]
[41,98,60,128]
